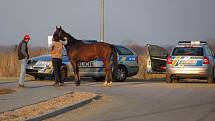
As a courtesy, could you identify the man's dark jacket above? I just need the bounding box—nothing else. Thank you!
[18,40,29,60]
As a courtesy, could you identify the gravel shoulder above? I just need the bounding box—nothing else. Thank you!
[0,92,97,121]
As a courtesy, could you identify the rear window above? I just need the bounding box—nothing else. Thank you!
[116,46,133,55]
[172,47,203,56]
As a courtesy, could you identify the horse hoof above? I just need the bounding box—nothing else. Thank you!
[103,81,108,87]
[107,83,112,87]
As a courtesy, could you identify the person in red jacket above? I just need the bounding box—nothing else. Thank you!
[17,34,30,88]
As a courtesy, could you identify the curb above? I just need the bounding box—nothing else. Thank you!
[26,95,102,121]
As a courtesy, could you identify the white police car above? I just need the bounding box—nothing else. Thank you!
[26,45,139,82]
[146,40,215,83]
[166,40,215,83]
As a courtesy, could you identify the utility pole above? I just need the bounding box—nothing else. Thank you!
[100,0,104,42]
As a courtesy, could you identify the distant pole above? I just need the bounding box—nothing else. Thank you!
[100,0,104,42]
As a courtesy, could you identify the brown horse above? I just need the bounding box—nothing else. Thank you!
[53,26,118,86]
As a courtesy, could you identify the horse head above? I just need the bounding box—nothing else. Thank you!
[53,26,83,47]
[53,26,68,45]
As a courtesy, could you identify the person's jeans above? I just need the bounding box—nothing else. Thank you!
[52,58,63,83]
[18,59,27,85]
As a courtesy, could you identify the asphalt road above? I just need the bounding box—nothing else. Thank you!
[43,79,215,121]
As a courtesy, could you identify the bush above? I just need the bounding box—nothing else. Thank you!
[0,46,48,77]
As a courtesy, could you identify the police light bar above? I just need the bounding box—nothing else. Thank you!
[199,41,208,45]
[178,40,191,45]
[191,41,200,45]
[178,40,207,45]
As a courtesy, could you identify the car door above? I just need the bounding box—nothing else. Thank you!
[145,44,168,73]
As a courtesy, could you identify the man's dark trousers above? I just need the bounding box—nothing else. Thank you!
[52,58,63,83]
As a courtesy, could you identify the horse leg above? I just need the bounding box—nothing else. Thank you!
[103,70,108,87]
[71,61,80,86]
[103,61,109,87]
[75,62,80,86]
[106,62,113,87]
[104,60,112,87]
[107,67,113,87]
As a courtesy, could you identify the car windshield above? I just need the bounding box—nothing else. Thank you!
[172,47,203,56]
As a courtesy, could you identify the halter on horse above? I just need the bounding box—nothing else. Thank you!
[53,26,118,87]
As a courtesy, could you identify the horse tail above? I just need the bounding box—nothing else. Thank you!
[111,45,118,74]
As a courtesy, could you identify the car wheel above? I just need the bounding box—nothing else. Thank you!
[113,66,127,82]
[34,76,39,80]
[93,77,105,82]
[166,73,172,83]
[34,76,45,80]
[172,79,179,83]
[61,67,67,81]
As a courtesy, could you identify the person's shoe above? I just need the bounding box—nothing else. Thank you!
[59,82,65,86]
[52,82,59,87]
[75,81,80,86]
[18,84,25,88]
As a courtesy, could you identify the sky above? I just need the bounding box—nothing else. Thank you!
[0,0,215,47]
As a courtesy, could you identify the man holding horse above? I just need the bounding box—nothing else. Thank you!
[50,37,64,86]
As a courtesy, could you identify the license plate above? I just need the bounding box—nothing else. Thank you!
[79,61,94,67]
[179,60,196,65]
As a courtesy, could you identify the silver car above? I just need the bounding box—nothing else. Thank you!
[166,40,215,83]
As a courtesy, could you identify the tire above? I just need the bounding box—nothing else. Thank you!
[93,77,105,82]
[34,76,45,80]
[61,67,67,81]
[34,76,39,80]
[113,66,127,82]
[166,73,172,83]
[172,79,179,83]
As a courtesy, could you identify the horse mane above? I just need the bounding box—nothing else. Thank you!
[62,30,83,48]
